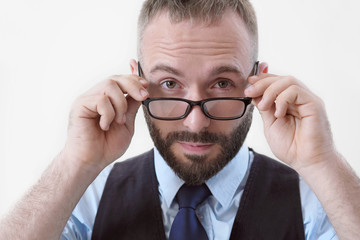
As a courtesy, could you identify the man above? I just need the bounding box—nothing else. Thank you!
[1,0,359,239]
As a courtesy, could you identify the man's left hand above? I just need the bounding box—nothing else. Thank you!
[245,73,336,172]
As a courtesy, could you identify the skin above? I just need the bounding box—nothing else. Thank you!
[138,11,254,170]
[0,9,359,240]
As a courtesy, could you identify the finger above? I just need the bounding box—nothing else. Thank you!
[139,77,150,88]
[245,76,279,98]
[256,76,298,111]
[125,94,142,118]
[96,95,116,131]
[110,74,149,101]
[123,95,143,133]
[255,98,277,129]
[247,73,278,85]
[102,80,128,124]
[251,96,277,128]
[274,85,316,119]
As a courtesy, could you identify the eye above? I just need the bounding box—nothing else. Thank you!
[215,80,231,89]
[161,80,179,89]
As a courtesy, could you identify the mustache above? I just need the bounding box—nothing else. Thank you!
[165,131,228,144]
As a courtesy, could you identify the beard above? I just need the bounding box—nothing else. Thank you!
[144,105,254,186]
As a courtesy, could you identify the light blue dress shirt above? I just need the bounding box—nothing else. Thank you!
[61,146,338,240]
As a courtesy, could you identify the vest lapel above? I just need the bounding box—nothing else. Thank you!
[229,152,305,240]
[91,149,166,240]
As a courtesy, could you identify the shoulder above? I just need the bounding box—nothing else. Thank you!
[61,149,155,239]
[108,149,155,183]
[251,151,299,179]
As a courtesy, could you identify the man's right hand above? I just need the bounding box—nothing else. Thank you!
[62,74,149,173]
[0,74,149,240]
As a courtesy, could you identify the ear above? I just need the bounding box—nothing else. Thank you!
[129,59,138,75]
[259,62,269,74]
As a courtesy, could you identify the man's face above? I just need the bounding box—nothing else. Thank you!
[141,10,254,185]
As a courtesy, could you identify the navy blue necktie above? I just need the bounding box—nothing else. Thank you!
[169,184,211,240]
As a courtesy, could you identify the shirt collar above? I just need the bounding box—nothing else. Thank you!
[154,148,184,207]
[154,145,250,209]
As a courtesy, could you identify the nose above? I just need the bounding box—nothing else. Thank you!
[182,104,211,133]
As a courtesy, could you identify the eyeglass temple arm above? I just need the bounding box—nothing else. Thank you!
[138,61,144,77]
[252,61,260,76]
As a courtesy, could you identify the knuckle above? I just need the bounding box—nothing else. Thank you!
[288,84,301,92]
[108,74,123,81]
[104,79,118,89]
[98,94,109,103]
[284,75,296,81]
[282,75,298,86]
[274,92,285,102]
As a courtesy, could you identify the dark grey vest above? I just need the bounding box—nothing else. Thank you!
[92,149,305,240]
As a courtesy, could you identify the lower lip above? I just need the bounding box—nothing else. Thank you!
[178,142,214,154]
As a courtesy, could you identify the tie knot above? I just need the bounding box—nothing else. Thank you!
[176,184,211,209]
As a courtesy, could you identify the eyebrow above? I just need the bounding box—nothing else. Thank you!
[210,65,245,79]
[150,64,184,77]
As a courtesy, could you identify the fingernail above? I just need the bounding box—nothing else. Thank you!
[140,89,148,97]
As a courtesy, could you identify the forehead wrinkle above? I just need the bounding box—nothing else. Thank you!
[153,38,246,55]
[156,39,237,49]
[145,43,248,64]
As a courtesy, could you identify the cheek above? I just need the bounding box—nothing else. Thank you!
[151,119,180,137]
[210,120,241,135]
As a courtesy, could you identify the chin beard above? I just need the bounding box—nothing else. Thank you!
[144,105,254,186]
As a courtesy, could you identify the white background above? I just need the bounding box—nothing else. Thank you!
[1,0,359,217]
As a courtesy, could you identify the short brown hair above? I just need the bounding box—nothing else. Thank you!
[137,0,258,62]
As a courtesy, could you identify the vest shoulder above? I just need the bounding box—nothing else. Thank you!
[252,151,299,178]
[107,149,155,184]
[112,149,154,171]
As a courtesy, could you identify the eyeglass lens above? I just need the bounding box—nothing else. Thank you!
[148,99,246,119]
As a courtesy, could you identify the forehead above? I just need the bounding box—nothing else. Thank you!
[141,10,252,72]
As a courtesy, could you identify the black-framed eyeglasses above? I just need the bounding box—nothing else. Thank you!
[142,97,252,120]
[138,61,259,121]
